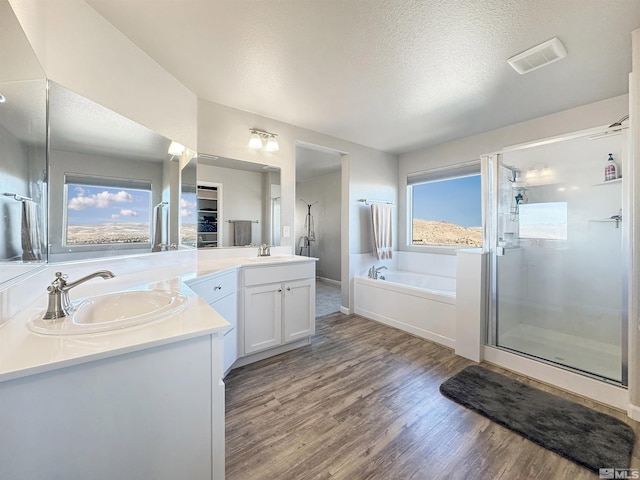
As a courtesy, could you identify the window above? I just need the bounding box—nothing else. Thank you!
[518,202,567,240]
[64,174,152,246]
[180,189,198,245]
[408,164,482,247]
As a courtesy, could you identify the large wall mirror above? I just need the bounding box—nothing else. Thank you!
[48,81,182,263]
[0,0,48,284]
[197,156,281,248]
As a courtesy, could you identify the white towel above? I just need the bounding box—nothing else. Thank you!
[371,203,392,260]
[21,200,42,261]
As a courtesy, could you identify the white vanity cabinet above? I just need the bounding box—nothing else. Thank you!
[0,335,226,480]
[187,268,238,374]
[240,262,315,357]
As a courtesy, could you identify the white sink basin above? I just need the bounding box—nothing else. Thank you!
[28,289,188,335]
[246,255,294,263]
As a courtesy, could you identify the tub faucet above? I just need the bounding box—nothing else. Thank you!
[43,270,115,320]
[368,265,387,279]
[374,266,387,279]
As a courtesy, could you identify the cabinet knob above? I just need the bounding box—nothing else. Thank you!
[214,285,222,291]
[277,288,282,292]
[286,287,292,291]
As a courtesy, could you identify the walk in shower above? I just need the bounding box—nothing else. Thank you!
[485,128,628,384]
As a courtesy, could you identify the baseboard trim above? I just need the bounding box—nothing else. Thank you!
[339,305,351,315]
[232,339,311,369]
[317,276,341,286]
[627,403,640,421]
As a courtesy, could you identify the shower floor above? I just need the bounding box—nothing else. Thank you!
[498,323,622,382]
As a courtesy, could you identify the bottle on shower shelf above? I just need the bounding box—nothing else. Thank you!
[604,153,619,182]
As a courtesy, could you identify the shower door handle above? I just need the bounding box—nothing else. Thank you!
[496,247,505,256]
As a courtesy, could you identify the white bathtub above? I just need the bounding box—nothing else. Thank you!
[354,271,456,348]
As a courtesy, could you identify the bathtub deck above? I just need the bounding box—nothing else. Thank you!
[225,313,639,480]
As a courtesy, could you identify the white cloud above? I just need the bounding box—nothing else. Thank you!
[181,208,193,217]
[111,214,120,219]
[67,190,133,211]
[119,209,138,217]
[181,198,197,209]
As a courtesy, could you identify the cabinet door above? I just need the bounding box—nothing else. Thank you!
[212,292,238,374]
[283,278,315,343]
[244,284,282,354]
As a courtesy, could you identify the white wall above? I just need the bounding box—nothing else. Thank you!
[8,0,197,149]
[296,170,341,282]
[398,95,630,250]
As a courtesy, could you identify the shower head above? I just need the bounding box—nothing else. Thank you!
[608,115,629,128]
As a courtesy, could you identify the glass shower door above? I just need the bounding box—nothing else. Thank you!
[491,133,625,383]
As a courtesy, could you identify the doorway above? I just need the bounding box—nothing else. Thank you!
[295,143,343,316]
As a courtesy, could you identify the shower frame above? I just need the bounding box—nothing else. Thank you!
[482,124,630,391]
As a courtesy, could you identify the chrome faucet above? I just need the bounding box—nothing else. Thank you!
[43,270,115,320]
[258,244,271,257]
[368,265,387,279]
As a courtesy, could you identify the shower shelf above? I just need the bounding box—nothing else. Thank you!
[593,178,622,186]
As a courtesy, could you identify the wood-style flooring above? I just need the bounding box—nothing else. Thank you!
[225,313,640,479]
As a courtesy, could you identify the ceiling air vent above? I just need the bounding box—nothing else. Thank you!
[507,37,567,74]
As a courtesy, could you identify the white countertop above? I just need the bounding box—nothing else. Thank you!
[195,254,318,277]
[0,254,317,383]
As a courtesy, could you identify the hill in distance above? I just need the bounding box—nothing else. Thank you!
[412,219,482,247]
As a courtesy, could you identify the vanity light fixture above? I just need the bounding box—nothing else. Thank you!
[249,130,263,149]
[168,141,185,156]
[265,135,279,152]
[249,129,279,152]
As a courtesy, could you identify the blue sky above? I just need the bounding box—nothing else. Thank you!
[66,184,150,225]
[412,175,482,227]
[181,193,197,224]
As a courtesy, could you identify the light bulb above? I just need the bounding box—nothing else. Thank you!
[249,132,263,149]
[265,135,279,152]
[168,141,185,156]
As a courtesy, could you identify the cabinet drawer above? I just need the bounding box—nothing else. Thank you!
[243,262,315,286]
[188,269,237,304]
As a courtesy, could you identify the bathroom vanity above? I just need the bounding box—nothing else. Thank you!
[0,269,229,480]
[0,251,316,480]
[190,254,317,372]
[239,261,315,359]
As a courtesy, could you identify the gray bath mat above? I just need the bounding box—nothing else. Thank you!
[439,365,635,473]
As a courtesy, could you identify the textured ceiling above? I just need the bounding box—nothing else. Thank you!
[86,0,640,154]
